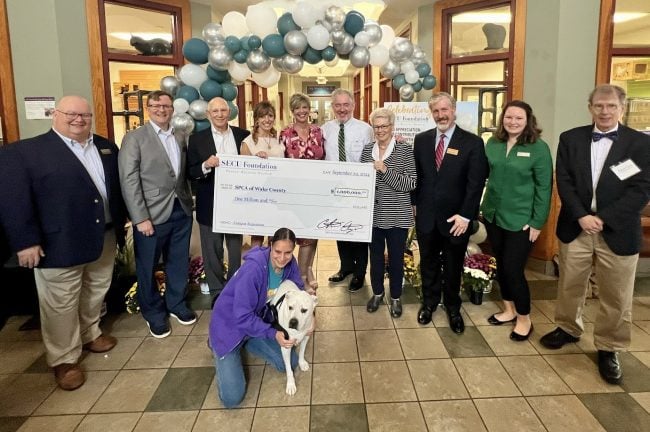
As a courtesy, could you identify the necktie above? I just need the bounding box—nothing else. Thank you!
[435,134,446,169]
[338,123,346,162]
[592,131,618,142]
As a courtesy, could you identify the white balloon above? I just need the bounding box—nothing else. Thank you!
[470,221,488,244]
[466,242,482,255]
[292,1,318,29]
[252,68,281,88]
[178,64,207,89]
[173,98,189,114]
[368,44,389,66]
[324,57,339,67]
[401,60,415,72]
[228,62,252,82]
[246,5,277,38]
[379,25,395,48]
[405,69,420,84]
[354,31,371,47]
[222,11,249,38]
[306,24,330,50]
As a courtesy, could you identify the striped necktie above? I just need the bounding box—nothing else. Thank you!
[435,133,446,170]
[338,123,346,162]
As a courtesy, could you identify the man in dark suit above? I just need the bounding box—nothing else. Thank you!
[119,90,195,338]
[0,96,126,390]
[540,84,650,384]
[412,92,488,333]
[187,97,249,298]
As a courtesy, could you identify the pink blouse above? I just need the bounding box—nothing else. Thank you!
[280,124,325,160]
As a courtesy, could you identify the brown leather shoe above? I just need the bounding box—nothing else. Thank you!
[83,334,117,353]
[54,363,85,391]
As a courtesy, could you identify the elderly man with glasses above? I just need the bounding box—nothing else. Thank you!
[119,90,195,339]
[0,95,127,390]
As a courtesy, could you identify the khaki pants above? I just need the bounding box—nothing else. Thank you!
[555,231,637,351]
[34,231,116,366]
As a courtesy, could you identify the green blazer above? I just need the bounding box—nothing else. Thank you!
[480,136,553,231]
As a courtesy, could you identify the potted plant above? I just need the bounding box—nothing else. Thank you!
[189,256,209,294]
[462,253,496,305]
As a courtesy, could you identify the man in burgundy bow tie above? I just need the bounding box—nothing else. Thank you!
[541,84,650,385]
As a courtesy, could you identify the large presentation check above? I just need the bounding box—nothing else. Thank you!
[213,155,376,242]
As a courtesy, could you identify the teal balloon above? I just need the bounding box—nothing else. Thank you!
[344,11,365,36]
[248,35,262,50]
[416,63,431,78]
[176,85,200,103]
[227,101,239,121]
[321,46,337,62]
[199,79,222,100]
[302,46,322,64]
[225,36,242,54]
[193,119,210,133]
[207,66,230,83]
[422,75,437,90]
[240,36,250,49]
[277,12,300,35]
[262,34,286,58]
[182,38,209,64]
[233,49,249,64]
[221,82,238,101]
[392,74,406,89]
[412,81,422,92]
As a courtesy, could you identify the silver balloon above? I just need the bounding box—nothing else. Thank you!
[349,46,370,68]
[380,59,401,79]
[160,76,180,96]
[412,46,427,65]
[203,23,225,47]
[330,29,347,45]
[335,34,355,55]
[284,30,308,56]
[324,5,346,30]
[272,58,286,73]
[188,99,208,120]
[171,113,195,136]
[282,54,303,74]
[364,22,383,47]
[247,49,271,73]
[399,84,414,101]
[389,37,414,62]
[318,19,333,33]
[208,46,232,71]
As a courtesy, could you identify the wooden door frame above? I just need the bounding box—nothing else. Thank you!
[0,0,19,143]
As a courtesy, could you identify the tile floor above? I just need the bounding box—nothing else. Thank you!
[1,240,650,431]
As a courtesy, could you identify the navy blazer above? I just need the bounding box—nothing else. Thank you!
[412,126,488,237]
[0,130,126,268]
[556,124,650,255]
[187,126,250,226]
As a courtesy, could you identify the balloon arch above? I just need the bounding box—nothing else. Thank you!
[163,2,437,135]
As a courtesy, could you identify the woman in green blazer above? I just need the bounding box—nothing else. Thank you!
[481,100,552,341]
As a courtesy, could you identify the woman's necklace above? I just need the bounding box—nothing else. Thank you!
[260,134,272,149]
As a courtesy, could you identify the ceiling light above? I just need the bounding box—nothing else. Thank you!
[316,76,328,84]
[451,12,511,24]
[614,12,649,24]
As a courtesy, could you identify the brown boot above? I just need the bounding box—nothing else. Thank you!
[83,334,117,353]
[53,363,85,391]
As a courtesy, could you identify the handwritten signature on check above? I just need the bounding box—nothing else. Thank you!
[316,218,363,234]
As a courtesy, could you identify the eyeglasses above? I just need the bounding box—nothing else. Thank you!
[56,110,92,120]
[373,124,392,131]
[590,103,621,113]
[147,104,173,110]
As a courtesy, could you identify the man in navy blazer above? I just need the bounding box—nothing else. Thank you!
[540,84,650,384]
[187,97,249,298]
[412,92,488,333]
[0,96,126,391]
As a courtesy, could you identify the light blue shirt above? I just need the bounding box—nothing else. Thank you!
[435,124,457,155]
[150,121,180,178]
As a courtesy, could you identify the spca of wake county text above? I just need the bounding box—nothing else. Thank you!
[269,280,318,395]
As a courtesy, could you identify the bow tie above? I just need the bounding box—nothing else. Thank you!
[592,131,618,142]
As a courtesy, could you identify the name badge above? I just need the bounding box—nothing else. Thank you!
[446,148,459,156]
[100,149,112,155]
[517,152,530,157]
[610,158,641,180]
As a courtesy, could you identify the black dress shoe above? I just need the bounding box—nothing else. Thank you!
[447,310,465,334]
[348,275,364,292]
[417,305,435,325]
[598,350,622,384]
[366,295,384,313]
[390,298,402,318]
[539,327,580,349]
[329,270,352,282]
[510,324,533,341]
[487,313,517,326]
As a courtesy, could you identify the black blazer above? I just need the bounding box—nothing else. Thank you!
[0,130,126,268]
[556,124,650,255]
[412,126,488,237]
[187,126,250,226]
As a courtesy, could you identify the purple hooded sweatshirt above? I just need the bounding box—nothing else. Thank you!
[208,246,304,358]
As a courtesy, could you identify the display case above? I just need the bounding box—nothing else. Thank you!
[624,97,650,133]
[478,87,506,142]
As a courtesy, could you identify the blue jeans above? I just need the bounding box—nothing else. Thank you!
[214,336,298,408]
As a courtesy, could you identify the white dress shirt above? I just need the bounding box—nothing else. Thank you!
[321,117,373,162]
[590,126,617,211]
[150,121,180,178]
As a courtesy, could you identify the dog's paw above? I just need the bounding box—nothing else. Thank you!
[285,380,297,396]
[299,360,310,371]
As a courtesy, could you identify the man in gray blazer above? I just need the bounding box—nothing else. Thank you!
[119,90,195,338]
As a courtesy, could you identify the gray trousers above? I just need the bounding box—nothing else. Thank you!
[199,223,242,295]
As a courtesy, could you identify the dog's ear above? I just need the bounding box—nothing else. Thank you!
[310,294,318,307]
